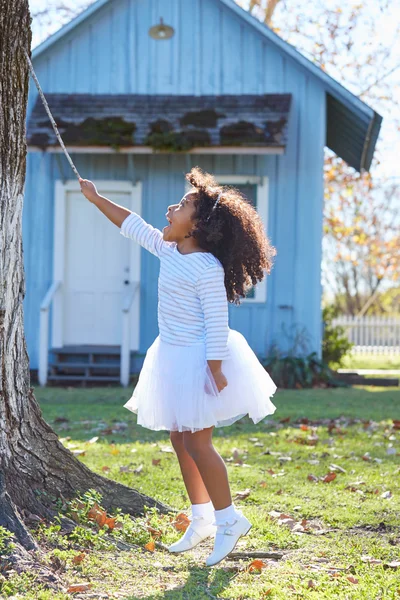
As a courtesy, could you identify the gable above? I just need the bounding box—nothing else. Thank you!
[30,0,381,171]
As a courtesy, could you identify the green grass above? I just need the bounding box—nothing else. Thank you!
[341,353,400,371]
[3,386,400,599]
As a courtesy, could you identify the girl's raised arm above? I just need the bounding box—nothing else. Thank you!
[119,212,166,258]
[79,178,166,258]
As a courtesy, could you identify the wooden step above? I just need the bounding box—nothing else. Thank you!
[52,361,121,369]
[47,375,121,382]
[51,345,122,355]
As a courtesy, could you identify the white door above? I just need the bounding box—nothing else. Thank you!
[52,181,141,350]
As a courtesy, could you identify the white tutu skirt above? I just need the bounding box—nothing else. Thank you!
[123,329,277,433]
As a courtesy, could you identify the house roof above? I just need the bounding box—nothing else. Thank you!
[26,93,292,152]
[31,0,382,171]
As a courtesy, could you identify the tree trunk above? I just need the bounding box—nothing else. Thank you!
[0,0,170,551]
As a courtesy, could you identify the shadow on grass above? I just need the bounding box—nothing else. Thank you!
[123,563,234,600]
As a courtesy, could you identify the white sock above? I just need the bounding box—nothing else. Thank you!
[214,503,241,524]
[191,500,214,520]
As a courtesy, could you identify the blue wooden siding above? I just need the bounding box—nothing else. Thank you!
[25,0,326,369]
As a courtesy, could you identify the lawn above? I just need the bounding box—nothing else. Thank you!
[3,386,399,599]
[341,353,400,371]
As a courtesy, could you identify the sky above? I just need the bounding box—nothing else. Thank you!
[28,0,400,180]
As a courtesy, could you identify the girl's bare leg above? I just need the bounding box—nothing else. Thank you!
[170,431,211,505]
[183,427,232,510]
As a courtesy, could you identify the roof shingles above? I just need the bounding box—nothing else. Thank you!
[27,93,292,150]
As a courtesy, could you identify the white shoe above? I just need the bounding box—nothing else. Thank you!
[205,512,252,567]
[167,515,217,553]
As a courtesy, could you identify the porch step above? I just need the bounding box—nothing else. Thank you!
[47,345,135,385]
[47,375,120,382]
[51,361,121,369]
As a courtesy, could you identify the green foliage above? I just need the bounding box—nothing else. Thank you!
[146,131,194,152]
[322,305,354,366]
[146,130,210,152]
[263,348,346,389]
[0,526,14,554]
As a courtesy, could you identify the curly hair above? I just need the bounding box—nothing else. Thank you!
[185,167,276,304]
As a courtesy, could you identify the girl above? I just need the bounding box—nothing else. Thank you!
[79,167,277,567]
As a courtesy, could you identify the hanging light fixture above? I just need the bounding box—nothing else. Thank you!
[149,17,175,40]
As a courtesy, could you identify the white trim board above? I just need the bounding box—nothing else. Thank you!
[185,174,269,304]
[28,146,285,155]
[52,179,142,350]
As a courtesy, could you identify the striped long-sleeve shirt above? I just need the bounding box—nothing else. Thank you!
[120,212,230,360]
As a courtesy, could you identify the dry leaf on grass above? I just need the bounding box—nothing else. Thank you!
[72,553,86,565]
[323,472,337,483]
[383,561,400,570]
[347,576,359,584]
[361,556,382,565]
[144,539,155,552]
[234,488,251,500]
[248,559,266,572]
[172,512,191,532]
[66,582,92,593]
[87,503,107,527]
[152,458,161,466]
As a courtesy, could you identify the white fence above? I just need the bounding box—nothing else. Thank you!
[332,316,400,355]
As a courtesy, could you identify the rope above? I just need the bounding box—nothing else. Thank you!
[23,49,81,180]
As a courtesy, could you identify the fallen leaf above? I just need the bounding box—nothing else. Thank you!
[172,512,191,532]
[361,555,382,565]
[101,466,110,472]
[248,559,266,572]
[105,517,116,530]
[259,481,267,487]
[66,582,92,593]
[347,576,359,584]
[72,552,86,565]
[329,463,346,473]
[145,539,155,552]
[152,458,161,466]
[134,464,143,474]
[160,445,174,453]
[88,436,99,444]
[234,488,251,500]
[381,490,392,499]
[383,561,400,570]
[110,444,120,455]
[87,504,107,527]
[322,472,337,483]
[300,424,309,431]
[308,473,319,482]
[146,525,162,539]
[307,580,316,588]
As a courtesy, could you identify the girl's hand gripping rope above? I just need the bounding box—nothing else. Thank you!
[79,178,99,203]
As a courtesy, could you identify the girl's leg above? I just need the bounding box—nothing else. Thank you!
[182,427,232,510]
[169,431,211,505]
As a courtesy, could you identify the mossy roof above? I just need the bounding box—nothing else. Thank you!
[27,93,292,150]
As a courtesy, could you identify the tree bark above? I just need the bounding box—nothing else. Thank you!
[0,0,170,551]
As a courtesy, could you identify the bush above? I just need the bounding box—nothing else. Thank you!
[262,348,346,389]
[322,306,353,366]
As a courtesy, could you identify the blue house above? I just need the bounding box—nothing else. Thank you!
[24,0,382,386]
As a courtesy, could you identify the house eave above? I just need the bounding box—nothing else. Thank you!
[27,145,286,155]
